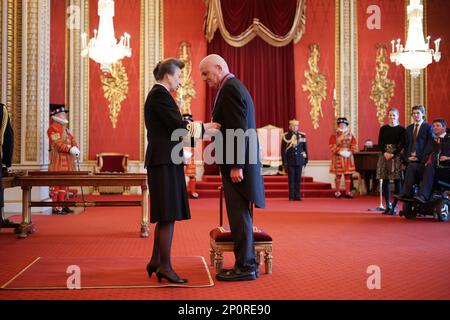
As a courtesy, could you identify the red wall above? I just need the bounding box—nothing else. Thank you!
[427,0,450,122]
[294,0,336,160]
[50,0,66,105]
[358,0,405,147]
[48,1,449,164]
[88,0,141,160]
[164,0,208,123]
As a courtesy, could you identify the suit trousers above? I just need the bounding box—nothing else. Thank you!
[419,165,436,200]
[222,176,257,272]
[288,165,301,199]
[402,162,425,197]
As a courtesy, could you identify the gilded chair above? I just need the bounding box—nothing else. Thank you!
[257,124,284,175]
[92,153,130,195]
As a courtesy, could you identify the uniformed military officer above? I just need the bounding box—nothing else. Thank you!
[281,119,308,201]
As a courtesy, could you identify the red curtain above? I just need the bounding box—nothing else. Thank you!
[206,0,297,129]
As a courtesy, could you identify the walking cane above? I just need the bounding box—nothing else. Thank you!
[75,155,87,213]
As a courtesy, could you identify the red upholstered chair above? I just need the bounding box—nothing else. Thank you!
[92,153,130,195]
[209,186,273,274]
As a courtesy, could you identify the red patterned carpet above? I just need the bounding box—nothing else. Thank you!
[1,196,450,300]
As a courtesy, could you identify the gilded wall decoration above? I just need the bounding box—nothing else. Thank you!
[176,41,196,115]
[370,44,395,126]
[302,44,327,130]
[101,60,129,128]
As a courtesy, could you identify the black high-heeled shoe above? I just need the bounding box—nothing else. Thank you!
[155,270,188,283]
[146,263,158,278]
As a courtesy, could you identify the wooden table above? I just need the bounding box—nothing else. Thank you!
[1,175,21,230]
[15,172,149,239]
[354,151,379,194]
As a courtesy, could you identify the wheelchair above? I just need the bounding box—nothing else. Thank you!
[399,166,450,222]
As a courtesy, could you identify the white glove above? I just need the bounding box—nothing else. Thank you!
[339,150,351,158]
[69,146,80,157]
[183,148,193,161]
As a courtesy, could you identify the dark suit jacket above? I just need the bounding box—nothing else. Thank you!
[212,77,265,208]
[424,129,450,167]
[404,121,433,163]
[281,131,308,167]
[144,84,191,168]
[1,105,14,208]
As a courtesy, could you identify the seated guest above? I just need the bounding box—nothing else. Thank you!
[397,105,433,200]
[376,108,406,215]
[414,119,450,203]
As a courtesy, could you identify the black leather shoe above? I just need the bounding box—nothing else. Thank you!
[221,267,260,278]
[52,208,64,215]
[382,207,391,215]
[0,218,20,228]
[146,263,158,278]
[413,195,427,204]
[216,269,257,281]
[62,207,74,214]
[295,197,302,201]
[387,209,397,216]
[156,270,188,283]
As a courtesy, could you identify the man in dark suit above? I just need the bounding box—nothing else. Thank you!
[0,103,14,228]
[200,54,265,281]
[281,119,308,201]
[397,105,434,200]
[414,118,450,203]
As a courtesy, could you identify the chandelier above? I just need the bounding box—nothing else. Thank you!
[81,0,131,73]
[390,0,441,78]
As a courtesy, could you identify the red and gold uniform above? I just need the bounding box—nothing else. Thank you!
[48,122,77,172]
[329,117,357,198]
[47,104,79,213]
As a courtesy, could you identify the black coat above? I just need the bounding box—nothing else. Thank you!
[404,122,433,163]
[212,77,265,209]
[144,85,193,222]
[1,104,14,208]
[144,84,192,168]
[424,129,450,167]
[281,131,308,167]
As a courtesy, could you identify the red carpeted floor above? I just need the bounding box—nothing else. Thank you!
[1,196,450,300]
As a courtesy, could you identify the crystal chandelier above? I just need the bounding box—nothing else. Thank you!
[390,0,441,78]
[81,0,131,73]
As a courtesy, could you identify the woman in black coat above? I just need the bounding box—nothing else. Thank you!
[376,107,406,214]
[144,58,219,283]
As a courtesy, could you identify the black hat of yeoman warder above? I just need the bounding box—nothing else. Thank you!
[337,117,349,126]
[50,104,68,117]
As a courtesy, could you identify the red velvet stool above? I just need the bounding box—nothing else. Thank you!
[209,186,273,274]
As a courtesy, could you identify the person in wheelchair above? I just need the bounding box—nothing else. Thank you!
[399,118,450,221]
[413,118,450,204]
[396,105,433,201]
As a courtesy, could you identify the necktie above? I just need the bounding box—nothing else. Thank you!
[411,124,419,153]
